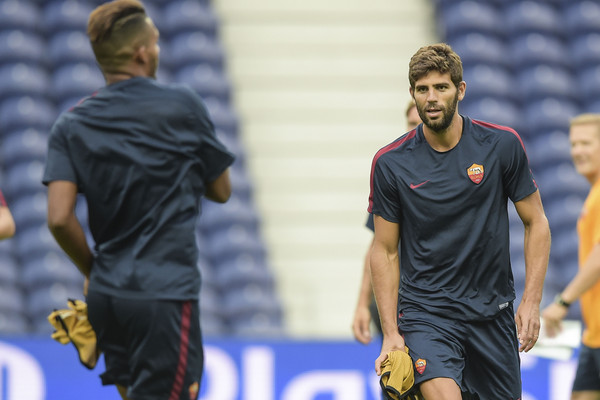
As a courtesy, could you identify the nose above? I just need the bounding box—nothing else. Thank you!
[426,88,438,103]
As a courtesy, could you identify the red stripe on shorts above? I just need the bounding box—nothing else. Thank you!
[168,301,192,400]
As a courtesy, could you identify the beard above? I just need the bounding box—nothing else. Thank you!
[417,91,459,133]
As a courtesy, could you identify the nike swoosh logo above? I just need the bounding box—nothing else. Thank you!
[409,180,430,189]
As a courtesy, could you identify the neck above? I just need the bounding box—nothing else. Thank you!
[423,114,463,152]
[103,64,149,85]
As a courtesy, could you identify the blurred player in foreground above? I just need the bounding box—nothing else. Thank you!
[0,189,15,240]
[542,114,600,400]
[352,100,421,344]
[43,1,234,399]
[368,43,550,399]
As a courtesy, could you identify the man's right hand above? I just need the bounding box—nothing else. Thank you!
[375,333,405,375]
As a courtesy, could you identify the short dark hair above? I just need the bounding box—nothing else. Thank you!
[408,43,463,89]
[87,0,149,74]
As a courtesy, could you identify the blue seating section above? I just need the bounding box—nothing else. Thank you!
[0,0,283,337]
[437,0,594,320]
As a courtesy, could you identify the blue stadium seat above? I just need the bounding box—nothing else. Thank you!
[516,65,576,104]
[528,130,572,172]
[202,97,239,134]
[523,98,580,136]
[15,225,62,263]
[565,1,600,36]
[1,128,48,166]
[200,196,260,232]
[26,282,84,322]
[571,33,600,71]
[0,253,19,287]
[21,251,84,290]
[0,96,57,131]
[438,1,504,40]
[0,284,25,314]
[174,64,231,102]
[504,1,565,37]
[0,312,29,334]
[0,30,46,65]
[4,160,46,199]
[213,253,274,290]
[48,30,95,68]
[577,65,600,104]
[0,0,41,32]
[461,64,516,103]
[0,63,49,100]
[51,62,104,103]
[550,227,579,266]
[536,162,590,201]
[169,32,225,70]
[163,0,218,38]
[544,195,585,235]
[222,282,282,320]
[509,33,570,70]
[42,0,93,35]
[448,33,509,69]
[205,224,266,264]
[230,311,284,337]
[459,97,522,134]
[10,191,47,231]
[200,311,227,337]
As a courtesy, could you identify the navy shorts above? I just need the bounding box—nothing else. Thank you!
[572,344,600,392]
[398,304,521,399]
[87,291,203,400]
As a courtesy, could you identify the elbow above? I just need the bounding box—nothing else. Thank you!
[206,187,232,203]
[47,212,70,234]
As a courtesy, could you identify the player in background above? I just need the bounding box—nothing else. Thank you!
[352,100,421,344]
[43,1,234,399]
[0,189,15,240]
[369,43,550,399]
[542,114,600,400]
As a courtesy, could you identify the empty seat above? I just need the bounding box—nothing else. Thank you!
[504,1,565,37]
[169,32,225,70]
[26,282,83,322]
[0,312,29,334]
[0,0,41,32]
[163,0,218,38]
[1,128,47,167]
[565,1,600,36]
[0,253,19,287]
[222,282,282,320]
[0,284,25,315]
[205,224,266,264]
[51,62,104,103]
[545,195,585,235]
[550,227,579,266]
[577,65,600,104]
[200,196,260,232]
[528,130,572,172]
[48,30,95,68]
[10,191,47,231]
[230,311,284,337]
[523,98,580,135]
[199,311,227,337]
[516,65,576,103]
[21,251,84,290]
[460,97,522,133]
[0,96,56,131]
[42,0,93,35]
[202,97,239,134]
[571,33,600,71]
[449,33,510,69]
[0,30,46,65]
[4,159,46,199]
[461,64,516,103]
[536,162,590,200]
[213,253,274,290]
[15,225,62,263]
[174,64,230,102]
[438,1,504,40]
[0,63,49,100]
[509,33,570,70]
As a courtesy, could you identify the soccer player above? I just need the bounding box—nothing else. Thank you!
[0,189,15,240]
[368,43,550,399]
[352,100,421,344]
[43,1,234,399]
[542,114,600,400]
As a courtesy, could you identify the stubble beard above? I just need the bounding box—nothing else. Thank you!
[418,91,459,134]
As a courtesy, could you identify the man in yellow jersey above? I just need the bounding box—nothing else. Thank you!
[543,113,600,399]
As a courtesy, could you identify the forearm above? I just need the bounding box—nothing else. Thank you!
[48,213,93,278]
[356,246,374,310]
[521,216,551,305]
[560,244,600,304]
[370,247,399,336]
[0,207,16,239]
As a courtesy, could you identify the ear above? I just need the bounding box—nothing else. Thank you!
[409,86,414,99]
[457,81,466,101]
[133,45,148,65]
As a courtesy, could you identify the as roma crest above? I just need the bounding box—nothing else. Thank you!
[415,358,427,374]
[467,163,484,184]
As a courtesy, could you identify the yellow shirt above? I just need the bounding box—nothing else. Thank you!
[579,180,600,347]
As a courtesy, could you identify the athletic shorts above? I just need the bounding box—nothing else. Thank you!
[398,304,521,399]
[572,344,600,392]
[87,291,203,400]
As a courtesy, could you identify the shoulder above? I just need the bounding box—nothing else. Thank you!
[466,116,526,151]
[373,128,418,166]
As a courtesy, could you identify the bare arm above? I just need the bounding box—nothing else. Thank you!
[0,204,16,240]
[370,215,403,374]
[543,243,600,336]
[352,237,375,344]
[205,169,232,203]
[47,181,93,278]
[513,189,551,352]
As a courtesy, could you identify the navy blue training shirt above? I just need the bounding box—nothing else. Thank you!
[368,116,537,320]
[43,77,235,300]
